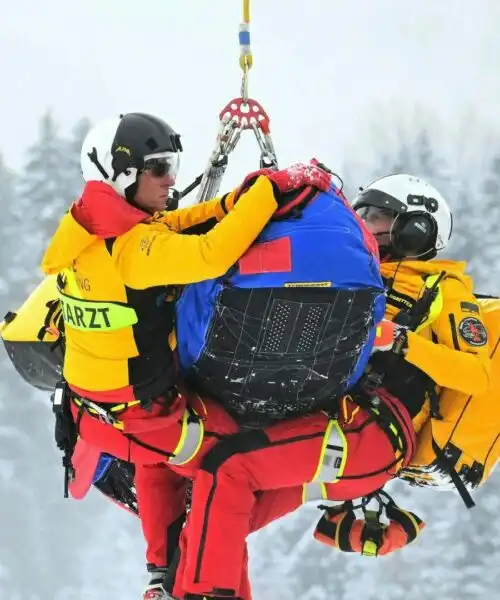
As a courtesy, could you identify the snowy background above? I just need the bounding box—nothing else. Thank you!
[1,0,500,598]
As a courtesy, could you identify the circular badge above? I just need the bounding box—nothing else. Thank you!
[458,317,488,347]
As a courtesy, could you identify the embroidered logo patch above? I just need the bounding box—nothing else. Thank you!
[458,317,488,347]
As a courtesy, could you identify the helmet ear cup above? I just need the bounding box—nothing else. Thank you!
[391,213,437,258]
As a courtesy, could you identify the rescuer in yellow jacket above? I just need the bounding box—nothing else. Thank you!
[42,113,330,404]
[298,174,494,563]
[299,174,494,564]
[351,173,490,440]
[40,112,333,599]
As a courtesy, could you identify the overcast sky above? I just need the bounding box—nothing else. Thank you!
[2,0,500,190]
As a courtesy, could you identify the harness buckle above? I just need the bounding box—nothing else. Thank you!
[77,397,120,427]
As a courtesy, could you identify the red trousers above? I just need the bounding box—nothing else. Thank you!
[72,389,414,593]
[176,393,415,597]
[173,487,306,600]
[71,390,238,566]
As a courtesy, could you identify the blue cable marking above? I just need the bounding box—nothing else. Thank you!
[239,31,251,45]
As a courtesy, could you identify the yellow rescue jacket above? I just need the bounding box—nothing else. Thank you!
[40,178,278,400]
[379,259,495,500]
[382,259,490,405]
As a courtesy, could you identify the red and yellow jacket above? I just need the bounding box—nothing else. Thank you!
[41,178,278,402]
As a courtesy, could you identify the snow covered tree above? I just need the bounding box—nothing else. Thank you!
[0,153,18,302]
[65,116,92,200]
[448,151,500,292]
[17,111,77,255]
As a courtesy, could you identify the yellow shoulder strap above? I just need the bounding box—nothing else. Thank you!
[414,274,444,333]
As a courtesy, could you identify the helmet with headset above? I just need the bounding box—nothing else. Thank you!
[352,174,453,260]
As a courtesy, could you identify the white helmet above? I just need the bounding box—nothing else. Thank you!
[352,174,453,260]
[80,112,182,200]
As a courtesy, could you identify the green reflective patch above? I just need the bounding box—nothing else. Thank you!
[59,293,138,331]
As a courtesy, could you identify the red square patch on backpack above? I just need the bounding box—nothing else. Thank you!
[238,237,292,275]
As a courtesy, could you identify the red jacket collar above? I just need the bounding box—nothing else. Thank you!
[71,181,150,238]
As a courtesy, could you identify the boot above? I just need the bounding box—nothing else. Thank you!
[143,566,172,600]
